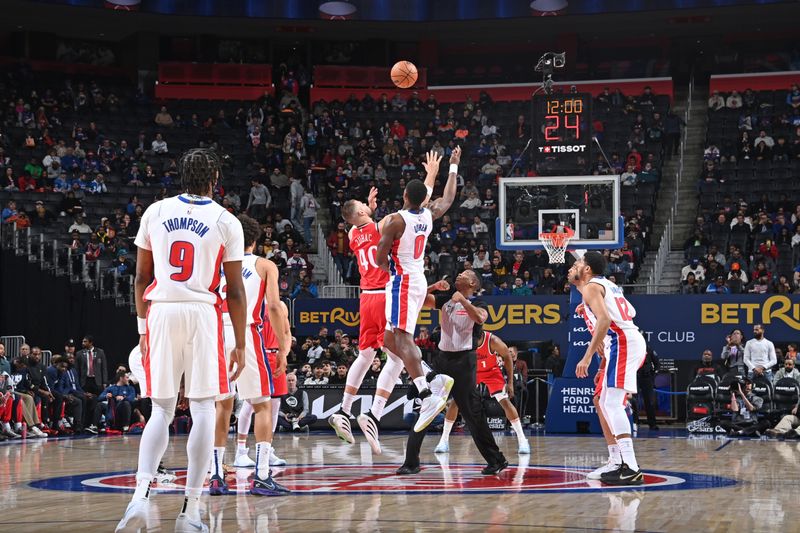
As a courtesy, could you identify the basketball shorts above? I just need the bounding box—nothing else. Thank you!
[268,352,288,397]
[359,290,386,350]
[604,328,647,394]
[222,324,274,401]
[478,367,508,400]
[144,301,228,400]
[128,346,147,397]
[385,273,427,335]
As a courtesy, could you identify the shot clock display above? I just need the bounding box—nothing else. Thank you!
[533,93,592,175]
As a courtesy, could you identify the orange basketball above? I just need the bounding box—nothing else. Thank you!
[391,60,418,89]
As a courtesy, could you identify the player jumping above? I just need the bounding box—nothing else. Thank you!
[328,151,447,454]
[434,331,530,455]
[117,148,247,533]
[208,214,290,497]
[570,251,646,486]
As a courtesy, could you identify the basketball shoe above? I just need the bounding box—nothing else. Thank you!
[357,411,382,454]
[587,458,621,480]
[600,463,644,486]
[175,513,209,533]
[233,448,256,468]
[208,474,229,496]
[250,472,291,496]
[115,498,148,532]
[328,410,356,444]
[414,374,454,433]
[270,449,287,466]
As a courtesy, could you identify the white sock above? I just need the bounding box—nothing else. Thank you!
[617,437,639,471]
[370,396,387,420]
[271,399,280,433]
[255,441,272,479]
[608,444,621,464]
[186,398,216,503]
[134,396,176,500]
[181,496,201,521]
[440,418,454,444]
[413,376,428,393]
[212,446,226,476]
[341,392,357,416]
[343,349,375,414]
[236,440,247,455]
[509,418,525,444]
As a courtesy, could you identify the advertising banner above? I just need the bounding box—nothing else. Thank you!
[302,385,414,430]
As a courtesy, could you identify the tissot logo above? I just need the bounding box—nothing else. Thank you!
[539,144,588,153]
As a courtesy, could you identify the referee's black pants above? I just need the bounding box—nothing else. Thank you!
[402,349,506,468]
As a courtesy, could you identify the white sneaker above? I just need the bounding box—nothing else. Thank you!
[115,498,148,532]
[175,513,209,533]
[434,441,449,454]
[414,376,453,433]
[233,449,256,468]
[587,459,621,480]
[517,440,530,455]
[328,412,355,444]
[31,427,48,439]
[270,449,287,467]
[356,412,382,454]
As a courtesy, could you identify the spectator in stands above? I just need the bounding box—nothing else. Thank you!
[708,91,725,111]
[681,272,702,294]
[246,178,271,223]
[786,343,799,362]
[150,133,168,155]
[727,268,745,294]
[744,324,777,381]
[300,189,320,244]
[726,90,742,109]
[544,346,565,377]
[364,356,383,382]
[693,349,722,377]
[705,276,730,294]
[305,363,328,385]
[154,106,174,128]
[511,277,532,296]
[773,358,800,386]
[0,342,9,375]
[753,130,774,160]
[278,373,317,432]
[291,276,318,299]
[703,144,720,163]
[787,84,800,109]
[722,329,747,375]
[722,377,767,437]
[510,345,528,381]
[68,214,91,235]
[100,370,136,431]
[681,258,705,282]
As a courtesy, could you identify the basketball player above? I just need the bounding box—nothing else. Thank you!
[571,251,646,485]
[328,151,445,452]
[233,300,291,468]
[208,214,290,496]
[117,148,247,533]
[434,331,530,455]
[368,146,461,440]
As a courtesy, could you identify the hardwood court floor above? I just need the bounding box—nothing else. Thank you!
[0,429,796,532]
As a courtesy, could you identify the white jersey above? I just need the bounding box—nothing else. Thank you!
[388,208,432,277]
[134,194,245,306]
[220,254,266,327]
[583,277,639,334]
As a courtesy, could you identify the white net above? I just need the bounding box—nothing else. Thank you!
[539,230,574,264]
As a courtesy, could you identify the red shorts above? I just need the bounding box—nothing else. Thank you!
[359,291,386,350]
[268,352,288,397]
[477,368,506,396]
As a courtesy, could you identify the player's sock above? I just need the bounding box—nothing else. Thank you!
[440,418,454,444]
[181,495,201,522]
[254,441,272,479]
[509,418,525,443]
[616,438,639,471]
[370,396,387,420]
[608,444,621,464]
[134,396,177,499]
[343,349,375,414]
[212,446,226,477]
[413,376,428,393]
[236,441,247,455]
[186,398,216,502]
[271,399,280,433]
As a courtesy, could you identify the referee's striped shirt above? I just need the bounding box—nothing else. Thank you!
[435,292,487,352]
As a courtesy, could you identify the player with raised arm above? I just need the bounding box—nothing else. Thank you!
[208,214,290,497]
[374,146,462,435]
[117,148,247,533]
[328,151,447,454]
[571,251,646,486]
[434,331,530,455]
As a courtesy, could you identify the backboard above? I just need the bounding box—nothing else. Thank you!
[496,175,623,251]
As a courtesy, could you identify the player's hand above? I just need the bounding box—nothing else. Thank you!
[506,384,515,400]
[575,303,585,316]
[229,347,245,382]
[422,150,442,176]
[449,145,461,166]
[451,291,466,305]
[575,356,592,379]
[431,279,450,292]
[367,187,378,212]
[274,352,287,378]
[138,334,147,359]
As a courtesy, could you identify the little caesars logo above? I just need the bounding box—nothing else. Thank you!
[701,296,800,330]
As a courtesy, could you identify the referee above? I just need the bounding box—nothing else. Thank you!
[397,270,508,475]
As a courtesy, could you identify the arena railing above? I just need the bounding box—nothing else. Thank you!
[316,223,343,286]
[41,350,53,367]
[321,285,361,299]
[0,335,26,359]
[646,73,694,294]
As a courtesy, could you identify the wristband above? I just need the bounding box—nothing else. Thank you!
[137,317,147,335]
[425,185,433,197]
[449,164,458,175]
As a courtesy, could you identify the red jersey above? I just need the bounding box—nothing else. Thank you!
[476,332,499,373]
[350,222,389,290]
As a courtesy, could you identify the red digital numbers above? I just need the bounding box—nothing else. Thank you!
[544,114,581,142]
[169,241,195,282]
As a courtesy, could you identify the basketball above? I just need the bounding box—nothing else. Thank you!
[391,60,418,89]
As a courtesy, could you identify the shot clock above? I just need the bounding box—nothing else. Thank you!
[533,93,592,175]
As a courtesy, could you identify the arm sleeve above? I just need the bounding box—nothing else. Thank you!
[219,212,245,263]
[133,204,153,250]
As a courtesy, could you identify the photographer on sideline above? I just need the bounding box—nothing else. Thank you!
[719,377,768,437]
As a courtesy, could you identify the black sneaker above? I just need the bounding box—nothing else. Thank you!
[481,459,509,475]
[600,463,643,486]
[86,425,99,435]
[395,464,421,475]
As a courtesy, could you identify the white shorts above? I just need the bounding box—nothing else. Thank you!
[222,324,273,401]
[604,328,647,393]
[385,273,426,334]
[128,346,147,396]
[143,301,229,399]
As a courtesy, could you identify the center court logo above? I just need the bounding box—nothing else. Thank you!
[29,464,735,495]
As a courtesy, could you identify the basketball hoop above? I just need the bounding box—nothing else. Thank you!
[539,227,575,264]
